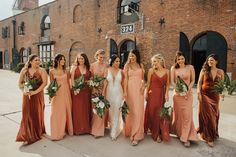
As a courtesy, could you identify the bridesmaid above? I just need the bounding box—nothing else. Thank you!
[71,53,92,135]
[16,54,47,145]
[49,54,73,140]
[170,51,198,147]
[124,49,145,146]
[90,49,109,138]
[144,54,170,142]
[197,54,224,147]
[103,54,124,140]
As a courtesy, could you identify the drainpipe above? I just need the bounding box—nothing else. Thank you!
[12,17,16,49]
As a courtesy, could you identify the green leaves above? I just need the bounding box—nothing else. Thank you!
[46,79,61,98]
[72,75,85,91]
[160,106,172,119]
[120,101,129,123]
[91,94,110,118]
[176,76,188,96]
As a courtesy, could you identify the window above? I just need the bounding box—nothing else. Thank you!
[38,44,54,62]
[18,22,25,35]
[40,15,51,37]
[1,26,9,38]
[73,5,82,23]
[117,0,140,24]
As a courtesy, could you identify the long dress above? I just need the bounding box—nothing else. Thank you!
[90,64,108,137]
[171,66,198,143]
[124,68,145,141]
[197,69,223,142]
[106,69,123,139]
[16,70,46,144]
[144,73,169,141]
[50,73,73,140]
[72,67,92,135]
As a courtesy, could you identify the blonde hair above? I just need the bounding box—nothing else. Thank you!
[94,49,105,60]
[151,54,166,68]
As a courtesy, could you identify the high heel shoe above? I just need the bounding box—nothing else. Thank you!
[184,141,190,147]
[156,137,162,143]
[207,141,214,147]
[131,140,138,146]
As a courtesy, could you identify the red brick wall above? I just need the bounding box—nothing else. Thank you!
[0,0,236,79]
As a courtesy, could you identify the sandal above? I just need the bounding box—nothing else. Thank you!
[131,140,138,146]
[184,141,190,147]
[207,141,214,147]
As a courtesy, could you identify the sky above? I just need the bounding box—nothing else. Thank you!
[0,0,55,20]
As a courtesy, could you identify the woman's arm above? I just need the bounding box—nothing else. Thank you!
[102,68,108,97]
[145,68,153,100]
[197,69,204,102]
[18,68,27,91]
[189,65,195,89]
[165,69,170,102]
[123,65,129,98]
[170,66,176,90]
[70,66,76,88]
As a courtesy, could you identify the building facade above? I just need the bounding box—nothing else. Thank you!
[0,0,236,80]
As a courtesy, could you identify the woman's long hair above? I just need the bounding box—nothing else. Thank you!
[202,53,219,73]
[24,54,38,69]
[53,53,66,70]
[109,54,120,67]
[151,54,166,69]
[74,53,90,70]
[174,51,188,69]
[125,49,141,68]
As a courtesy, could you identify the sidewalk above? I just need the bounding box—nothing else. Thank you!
[0,69,236,157]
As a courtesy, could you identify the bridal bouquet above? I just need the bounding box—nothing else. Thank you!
[176,76,189,96]
[91,94,110,118]
[212,79,227,94]
[160,103,172,119]
[72,75,85,93]
[120,100,129,123]
[24,78,38,93]
[88,75,106,88]
[46,79,61,98]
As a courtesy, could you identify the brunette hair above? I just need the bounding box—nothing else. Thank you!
[109,54,120,67]
[25,54,38,69]
[74,53,90,70]
[125,49,141,67]
[53,53,66,70]
[202,53,219,73]
[174,51,188,69]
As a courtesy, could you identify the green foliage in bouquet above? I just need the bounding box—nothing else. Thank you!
[72,75,85,91]
[212,78,226,94]
[89,75,106,88]
[160,106,172,119]
[176,76,189,96]
[46,79,61,98]
[91,94,110,118]
[24,78,39,91]
[120,101,129,123]
[224,73,236,95]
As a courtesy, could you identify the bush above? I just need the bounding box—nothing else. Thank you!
[41,61,53,74]
[13,63,25,73]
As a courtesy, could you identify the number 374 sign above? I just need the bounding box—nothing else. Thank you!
[121,24,134,34]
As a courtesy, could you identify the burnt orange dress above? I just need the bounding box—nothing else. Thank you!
[16,70,46,144]
[144,73,169,141]
[72,67,92,135]
[197,69,223,142]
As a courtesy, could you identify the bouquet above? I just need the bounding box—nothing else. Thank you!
[91,94,110,118]
[212,78,227,94]
[176,76,189,96]
[89,75,106,88]
[46,79,61,98]
[24,78,38,93]
[160,103,172,119]
[120,100,129,123]
[72,75,85,93]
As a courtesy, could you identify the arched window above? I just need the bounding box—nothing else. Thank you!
[117,0,140,24]
[119,39,135,68]
[73,5,82,23]
[40,15,51,37]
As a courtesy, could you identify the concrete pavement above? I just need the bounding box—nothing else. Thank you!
[0,69,236,157]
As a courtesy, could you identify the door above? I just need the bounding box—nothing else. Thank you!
[179,32,190,63]
[0,51,2,69]
[119,40,135,68]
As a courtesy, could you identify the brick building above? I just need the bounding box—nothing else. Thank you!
[0,0,236,81]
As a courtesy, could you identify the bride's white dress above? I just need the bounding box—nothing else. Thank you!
[106,69,123,139]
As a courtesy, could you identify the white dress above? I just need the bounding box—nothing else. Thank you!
[106,69,123,140]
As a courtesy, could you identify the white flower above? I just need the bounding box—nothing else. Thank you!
[179,92,187,96]
[28,85,33,90]
[52,87,58,91]
[92,97,100,103]
[93,108,97,114]
[182,85,188,92]
[98,101,105,108]
[164,102,171,108]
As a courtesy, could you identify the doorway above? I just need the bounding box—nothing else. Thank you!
[119,40,135,68]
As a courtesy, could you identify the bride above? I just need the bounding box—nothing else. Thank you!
[103,54,124,140]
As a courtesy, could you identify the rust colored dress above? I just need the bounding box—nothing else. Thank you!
[72,67,92,135]
[124,68,145,142]
[144,73,169,141]
[197,69,223,142]
[16,70,46,144]
[171,66,198,143]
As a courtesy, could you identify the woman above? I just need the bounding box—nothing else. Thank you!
[144,54,170,142]
[103,54,123,140]
[49,54,73,140]
[170,51,198,147]
[197,54,224,147]
[16,54,47,145]
[124,49,145,146]
[90,49,109,137]
[71,53,92,135]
